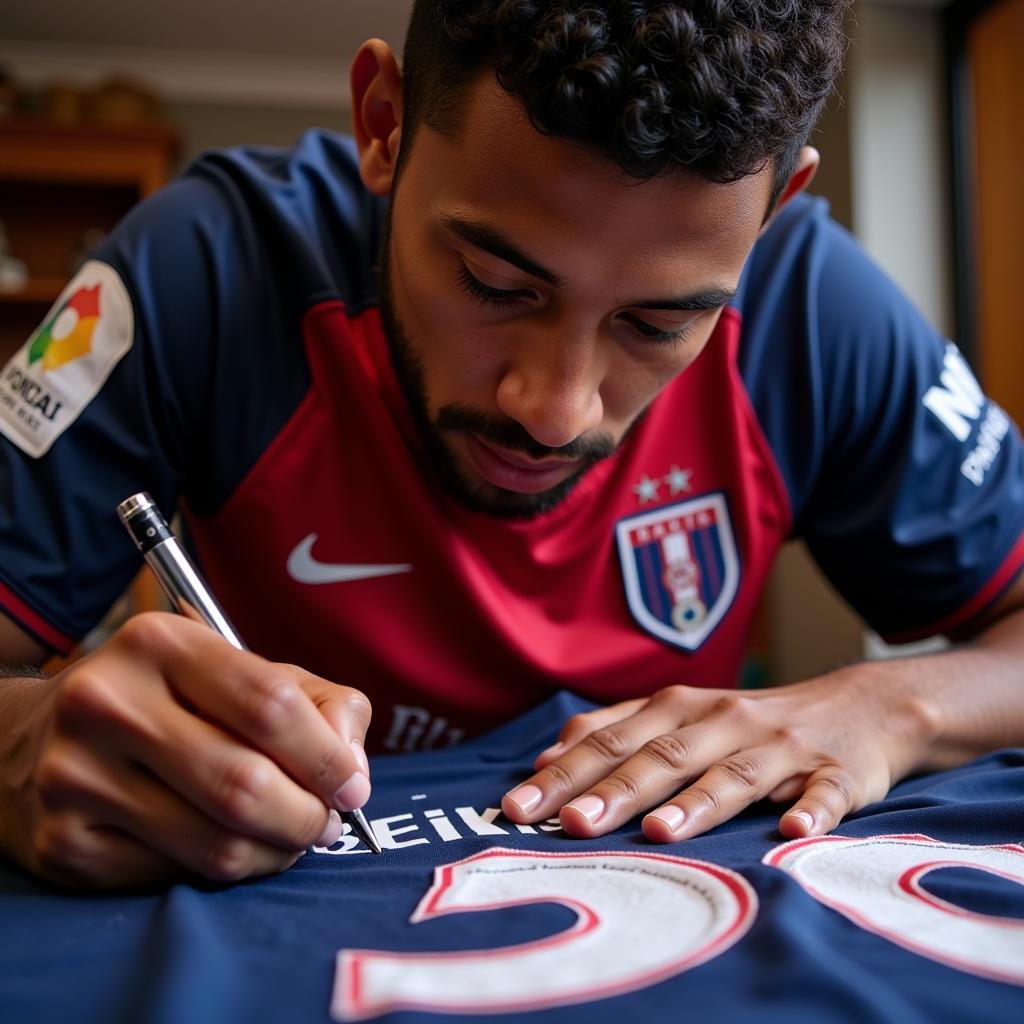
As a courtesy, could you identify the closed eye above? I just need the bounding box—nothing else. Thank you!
[457,264,532,311]
[618,312,696,346]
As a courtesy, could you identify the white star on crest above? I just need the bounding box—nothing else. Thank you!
[633,474,661,504]
[664,465,693,495]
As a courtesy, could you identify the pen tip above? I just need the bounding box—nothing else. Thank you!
[347,808,382,855]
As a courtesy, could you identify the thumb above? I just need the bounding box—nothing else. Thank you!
[287,666,372,748]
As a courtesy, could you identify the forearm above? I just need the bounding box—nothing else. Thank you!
[0,670,54,855]
[826,608,1024,776]
[0,667,50,730]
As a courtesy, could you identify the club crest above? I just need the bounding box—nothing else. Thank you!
[616,492,740,652]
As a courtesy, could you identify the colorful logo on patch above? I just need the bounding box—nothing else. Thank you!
[615,492,739,652]
[28,283,101,372]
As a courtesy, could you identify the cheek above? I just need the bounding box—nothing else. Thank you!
[390,242,498,402]
[602,335,711,429]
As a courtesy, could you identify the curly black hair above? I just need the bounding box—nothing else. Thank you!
[400,0,848,205]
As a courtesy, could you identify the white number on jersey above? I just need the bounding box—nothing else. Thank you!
[331,846,756,1019]
[765,833,1024,986]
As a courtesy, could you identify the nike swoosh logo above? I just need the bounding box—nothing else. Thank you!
[286,533,413,584]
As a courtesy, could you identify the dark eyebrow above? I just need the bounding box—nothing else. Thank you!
[440,215,565,287]
[630,287,736,312]
[440,213,735,311]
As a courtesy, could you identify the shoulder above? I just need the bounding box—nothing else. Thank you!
[735,193,908,357]
[108,130,385,314]
[732,195,946,517]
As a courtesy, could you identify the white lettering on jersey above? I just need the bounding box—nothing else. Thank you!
[922,344,985,443]
[422,808,462,842]
[367,813,429,851]
[331,847,756,1020]
[454,806,508,836]
[381,705,465,752]
[765,833,1024,986]
[312,802,564,856]
[960,403,1009,487]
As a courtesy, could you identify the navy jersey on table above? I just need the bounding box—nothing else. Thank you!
[1,693,1022,1023]
[1,131,1023,751]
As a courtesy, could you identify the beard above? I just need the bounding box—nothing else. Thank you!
[376,215,622,518]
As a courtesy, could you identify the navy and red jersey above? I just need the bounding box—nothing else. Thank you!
[1,131,1023,751]
[1,693,1023,1023]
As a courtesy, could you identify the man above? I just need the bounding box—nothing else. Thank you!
[1,0,1022,890]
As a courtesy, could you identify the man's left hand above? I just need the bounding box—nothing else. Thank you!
[501,670,937,842]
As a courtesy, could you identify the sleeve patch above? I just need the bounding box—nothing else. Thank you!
[0,261,134,458]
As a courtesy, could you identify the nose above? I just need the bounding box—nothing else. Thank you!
[494,330,605,449]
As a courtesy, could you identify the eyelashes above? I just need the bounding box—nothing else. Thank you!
[456,262,694,347]
[618,314,694,346]
[456,264,526,311]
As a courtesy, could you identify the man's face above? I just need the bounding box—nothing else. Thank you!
[380,75,772,517]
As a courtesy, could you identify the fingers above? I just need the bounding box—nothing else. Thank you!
[117,614,374,814]
[532,699,647,769]
[103,767,306,884]
[503,690,751,833]
[30,612,370,886]
[301,669,373,746]
[503,683,878,845]
[778,765,862,840]
[122,700,342,852]
[641,743,785,842]
[296,667,374,794]
[30,744,306,887]
[30,818,182,890]
[767,776,807,803]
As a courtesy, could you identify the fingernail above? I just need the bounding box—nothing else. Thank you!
[333,772,371,812]
[505,784,543,814]
[539,741,565,759]
[350,739,369,774]
[646,805,686,834]
[565,794,605,824]
[789,810,814,832]
[315,809,344,848]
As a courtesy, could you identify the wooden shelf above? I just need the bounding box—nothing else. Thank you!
[0,277,66,305]
[0,118,178,360]
[0,117,182,636]
[0,117,178,194]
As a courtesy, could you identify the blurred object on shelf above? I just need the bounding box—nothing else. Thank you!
[0,221,29,294]
[92,77,163,126]
[0,66,164,128]
[0,117,178,361]
[43,82,89,125]
[0,67,16,119]
[69,228,108,276]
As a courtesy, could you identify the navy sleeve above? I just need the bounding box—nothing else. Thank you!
[739,197,1024,640]
[0,131,381,652]
[0,175,236,650]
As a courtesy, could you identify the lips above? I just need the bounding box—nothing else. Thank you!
[462,434,580,494]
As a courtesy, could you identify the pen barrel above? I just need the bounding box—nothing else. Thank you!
[117,492,247,651]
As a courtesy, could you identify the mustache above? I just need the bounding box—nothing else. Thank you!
[436,404,616,462]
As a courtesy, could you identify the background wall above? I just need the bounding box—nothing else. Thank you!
[767,0,955,682]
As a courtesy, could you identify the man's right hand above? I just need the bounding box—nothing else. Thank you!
[0,612,372,889]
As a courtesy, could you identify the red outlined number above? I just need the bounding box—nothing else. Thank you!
[331,847,756,1020]
[765,833,1024,986]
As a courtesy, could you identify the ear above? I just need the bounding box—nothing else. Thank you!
[351,39,404,197]
[762,146,820,230]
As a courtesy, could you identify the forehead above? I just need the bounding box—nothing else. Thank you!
[397,74,773,280]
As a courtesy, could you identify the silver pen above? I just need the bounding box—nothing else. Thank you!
[117,491,381,855]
